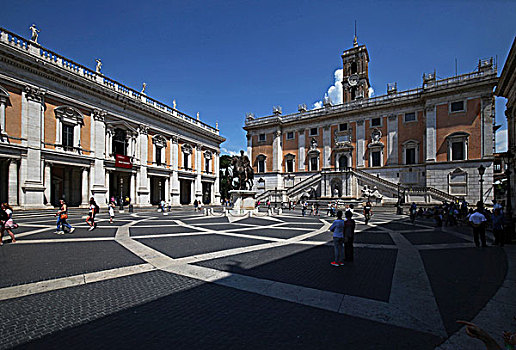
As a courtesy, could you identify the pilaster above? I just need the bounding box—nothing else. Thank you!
[272,129,282,172]
[195,145,202,198]
[214,151,221,202]
[246,134,252,162]
[20,85,45,208]
[322,125,331,168]
[425,105,436,161]
[8,160,18,206]
[137,125,150,205]
[81,167,89,206]
[387,115,398,165]
[91,109,108,205]
[170,136,180,205]
[481,95,494,157]
[356,120,365,167]
[298,128,305,171]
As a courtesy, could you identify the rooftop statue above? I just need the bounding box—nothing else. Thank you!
[141,82,146,94]
[95,59,102,74]
[231,150,254,190]
[173,99,176,109]
[29,24,40,43]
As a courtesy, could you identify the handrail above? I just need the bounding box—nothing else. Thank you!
[286,172,321,195]
[0,27,220,135]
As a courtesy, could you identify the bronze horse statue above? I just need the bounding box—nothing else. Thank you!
[231,151,254,190]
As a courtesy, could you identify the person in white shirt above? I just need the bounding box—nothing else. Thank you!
[469,201,487,247]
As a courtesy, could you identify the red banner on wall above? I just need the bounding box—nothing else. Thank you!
[115,154,132,169]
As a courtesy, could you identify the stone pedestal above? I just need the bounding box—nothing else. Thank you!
[229,190,257,215]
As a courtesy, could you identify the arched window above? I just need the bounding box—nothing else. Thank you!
[256,154,266,173]
[351,62,358,74]
[338,155,348,170]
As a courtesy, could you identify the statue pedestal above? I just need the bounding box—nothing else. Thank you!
[229,190,257,215]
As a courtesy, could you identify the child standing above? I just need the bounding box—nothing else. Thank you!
[108,201,115,224]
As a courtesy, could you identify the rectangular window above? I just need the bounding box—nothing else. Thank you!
[62,124,74,151]
[309,128,318,136]
[286,159,294,172]
[404,112,416,122]
[451,141,465,160]
[450,101,465,112]
[258,133,266,142]
[494,163,501,172]
[310,157,318,171]
[258,159,265,173]
[406,148,416,164]
[339,123,348,131]
[371,151,381,167]
[286,131,294,140]
[183,153,190,169]
[156,147,162,166]
[205,159,210,173]
[371,118,381,127]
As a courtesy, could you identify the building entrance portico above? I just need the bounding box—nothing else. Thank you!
[150,176,166,205]
[180,179,192,205]
[109,170,134,206]
[50,165,83,207]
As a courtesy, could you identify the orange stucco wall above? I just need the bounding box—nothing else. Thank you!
[436,98,481,162]
[4,85,22,143]
[252,133,273,172]
[147,134,153,165]
[397,111,425,164]
[365,117,387,167]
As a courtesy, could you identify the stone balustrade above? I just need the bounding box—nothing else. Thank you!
[0,27,220,135]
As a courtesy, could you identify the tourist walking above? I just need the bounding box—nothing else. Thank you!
[193,199,199,212]
[329,210,345,266]
[56,199,74,234]
[86,197,98,231]
[469,201,487,248]
[410,202,417,224]
[0,203,17,244]
[108,201,115,224]
[343,210,356,262]
[492,207,505,246]
[363,201,372,224]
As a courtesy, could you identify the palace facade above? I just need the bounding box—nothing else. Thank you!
[0,27,224,209]
[244,38,497,205]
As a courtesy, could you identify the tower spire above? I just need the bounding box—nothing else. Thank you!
[353,20,358,47]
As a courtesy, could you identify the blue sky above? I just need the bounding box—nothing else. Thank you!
[1,0,515,154]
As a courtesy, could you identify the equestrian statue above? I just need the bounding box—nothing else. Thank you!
[231,150,254,190]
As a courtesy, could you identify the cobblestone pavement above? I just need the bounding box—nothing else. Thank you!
[0,208,514,349]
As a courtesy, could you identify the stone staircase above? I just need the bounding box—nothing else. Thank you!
[256,168,459,204]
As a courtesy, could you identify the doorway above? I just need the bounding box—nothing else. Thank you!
[180,179,192,205]
[202,182,212,205]
[150,177,165,205]
[51,166,82,207]
[109,171,131,206]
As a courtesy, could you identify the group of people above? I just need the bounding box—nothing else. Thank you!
[329,210,356,266]
[55,197,103,234]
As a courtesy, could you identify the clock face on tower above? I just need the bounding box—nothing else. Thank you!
[348,74,359,86]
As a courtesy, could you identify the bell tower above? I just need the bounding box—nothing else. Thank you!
[341,33,370,103]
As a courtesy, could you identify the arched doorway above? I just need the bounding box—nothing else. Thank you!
[338,155,348,170]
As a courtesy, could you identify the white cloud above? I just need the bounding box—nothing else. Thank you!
[221,147,247,157]
[496,128,508,153]
[312,69,375,108]
[313,68,343,109]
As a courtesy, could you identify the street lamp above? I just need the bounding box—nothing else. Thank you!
[478,164,485,205]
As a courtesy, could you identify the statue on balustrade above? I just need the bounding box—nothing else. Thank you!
[29,24,40,43]
[95,59,102,73]
[231,150,254,190]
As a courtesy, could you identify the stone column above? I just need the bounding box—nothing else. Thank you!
[425,105,436,161]
[8,160,18,206]
[91,110,108,206]
[0,99,6,135]
[137,126,150,205]
[81,167,89,206]
[387,115,398,165]
[481,95,494,157]
[43,162,51,206]
[323,125,331,169]
[164,176,170,202]
[214,151,221,203]
[131,172,136,204]
[20,86,45,208]
[272,130,282,172]
[170,136,180,205]
[298,128,305,171]
[194,145,202,199]
[356,120,365,167]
